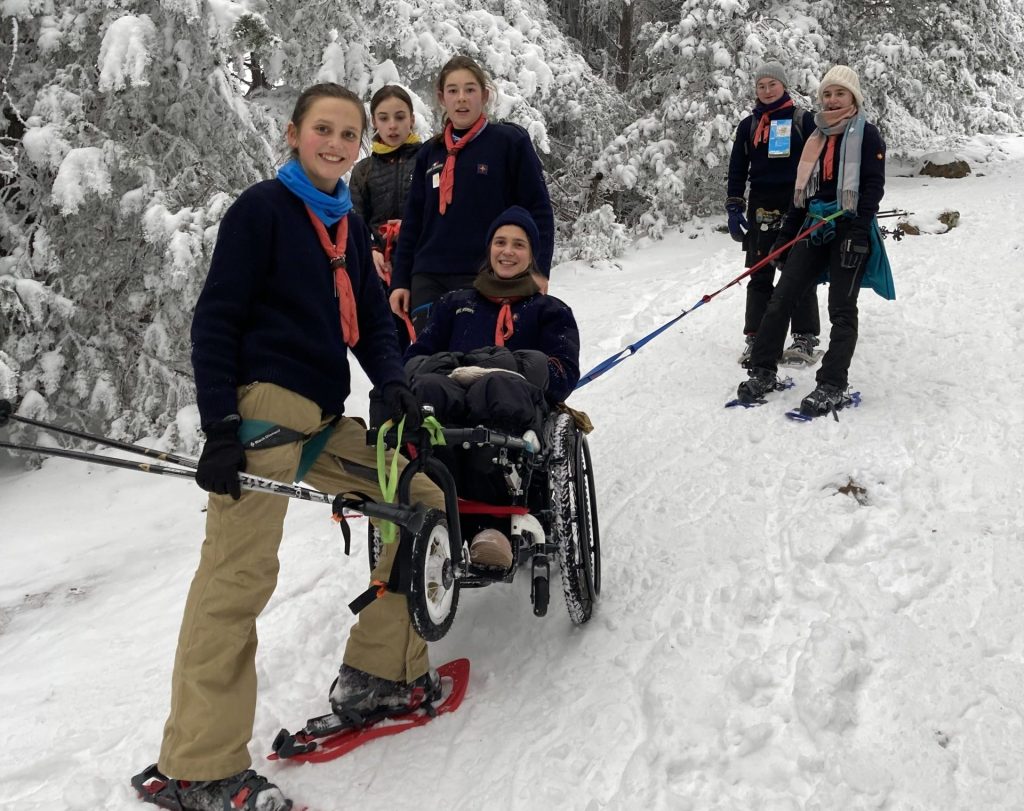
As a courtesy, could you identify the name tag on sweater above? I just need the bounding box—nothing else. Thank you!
[427,161,443,188]
[768,119,792,157]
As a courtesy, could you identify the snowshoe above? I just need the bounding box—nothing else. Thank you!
[780,333,823,366]
[269,658,469,764]
[131,764,292,811]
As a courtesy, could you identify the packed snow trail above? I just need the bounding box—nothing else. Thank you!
[1,134,1023,810]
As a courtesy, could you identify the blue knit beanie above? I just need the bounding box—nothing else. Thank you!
[485,206,540,259]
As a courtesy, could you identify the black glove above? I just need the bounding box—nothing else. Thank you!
[725,197,748,243]
[195,416,245,500]
[381,381,422,433]
[839,230,871,271]
[769,236,793,270]
[0,399,11,428]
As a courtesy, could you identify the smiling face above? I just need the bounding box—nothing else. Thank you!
[756,77,785,105]
[821,85,855,111]
[438,68,488,130]
[286,97,364,193]
[489,224,532,279]
[372,96,414,148]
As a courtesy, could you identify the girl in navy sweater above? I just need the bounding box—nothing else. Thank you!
[136,83,443,811]
[389,55,555,334]
[726,61,820,366]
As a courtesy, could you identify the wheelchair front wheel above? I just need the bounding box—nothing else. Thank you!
[546,413,601,624]
[407,509,460,641]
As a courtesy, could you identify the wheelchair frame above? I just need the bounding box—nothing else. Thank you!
[366,410,601,641]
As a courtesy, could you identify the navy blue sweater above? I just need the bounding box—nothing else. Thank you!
[780,122,886,236]
[190,179,405,427]
[390,122,554,289]
[406,289,580,403]
[727,106,818,200]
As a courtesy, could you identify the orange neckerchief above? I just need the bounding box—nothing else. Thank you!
[304,206,359,347]
[480,295,525,346]
[822,134,839,180]
[752,98,794,147]
[439,116,487,215]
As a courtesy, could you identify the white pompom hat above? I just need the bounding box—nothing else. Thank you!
[818,65,863,107]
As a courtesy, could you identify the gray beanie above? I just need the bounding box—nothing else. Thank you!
[754,62,788,88]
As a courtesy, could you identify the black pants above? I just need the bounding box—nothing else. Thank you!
[749,226,866,389]
[409,272,477,334]
[743,197,820,337]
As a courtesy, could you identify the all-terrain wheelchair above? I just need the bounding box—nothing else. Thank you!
[358,406,601,642]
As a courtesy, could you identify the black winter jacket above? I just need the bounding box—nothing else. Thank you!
[349,141,421,249]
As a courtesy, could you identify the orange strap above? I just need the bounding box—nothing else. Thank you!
[401,311,416,343]
[378,219,402,264]
[822,134,838,182]
[439,116,487,215]
[494,300,514,346]
[305,206,359,347]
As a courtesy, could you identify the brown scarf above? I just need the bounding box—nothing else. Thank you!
[439,116,487,215]
[473,269,540,346]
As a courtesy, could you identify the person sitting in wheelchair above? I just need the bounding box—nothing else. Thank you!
[403,206,581,569]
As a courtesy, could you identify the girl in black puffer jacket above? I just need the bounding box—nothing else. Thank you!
[350,85,422,345]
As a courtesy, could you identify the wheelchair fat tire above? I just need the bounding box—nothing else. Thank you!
[546,413,601,624]
[408,509,460,641]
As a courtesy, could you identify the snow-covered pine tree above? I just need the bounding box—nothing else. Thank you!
[597,0,828,236]
[0,0,277,446]
[598,0,1024,236]
[1,0,627,444]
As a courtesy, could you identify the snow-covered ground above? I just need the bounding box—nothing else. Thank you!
[2,133,1023,811]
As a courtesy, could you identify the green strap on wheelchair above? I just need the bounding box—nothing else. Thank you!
[238,419,335,482]
[375,415,445,543]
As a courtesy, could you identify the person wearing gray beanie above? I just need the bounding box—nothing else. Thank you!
[735,63,892,418]
[726,62,821,368]
[754,62,788,88]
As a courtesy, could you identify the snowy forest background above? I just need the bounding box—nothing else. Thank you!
[2,0,1024,445]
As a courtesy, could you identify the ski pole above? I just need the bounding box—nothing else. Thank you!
[0,438,337,503]
[575,209,848,389]
[0,401,198,469]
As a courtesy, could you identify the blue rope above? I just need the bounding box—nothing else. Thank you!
[575,299,706,389]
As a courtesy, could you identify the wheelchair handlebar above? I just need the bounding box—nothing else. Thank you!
[368,424,539,455]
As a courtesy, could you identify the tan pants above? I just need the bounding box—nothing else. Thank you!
[158,383,444,780]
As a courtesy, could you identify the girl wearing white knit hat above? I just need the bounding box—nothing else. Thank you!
[725,61,821,368]
[735,64,890,417]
